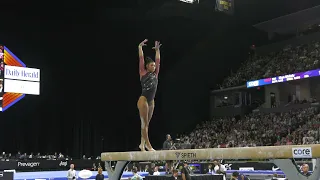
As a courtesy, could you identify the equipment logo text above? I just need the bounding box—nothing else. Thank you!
[292,147,312,158]
[175,152,196,159]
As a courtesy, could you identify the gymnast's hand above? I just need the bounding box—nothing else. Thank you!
[152,41,162,50]
[139,39,148,47]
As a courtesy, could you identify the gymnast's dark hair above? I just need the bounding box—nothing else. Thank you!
[145,56,154,69]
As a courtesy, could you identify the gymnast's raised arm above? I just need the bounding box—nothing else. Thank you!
[138,39,148,77]
[152,41,162,77]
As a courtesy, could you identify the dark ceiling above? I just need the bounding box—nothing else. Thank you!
[102,0,320,25]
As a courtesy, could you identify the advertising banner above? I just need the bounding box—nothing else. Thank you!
[0,160,103,171]
[1,46,40,112]
[246,69,320,88]
[202,161,313,173]
[0,45,3,112]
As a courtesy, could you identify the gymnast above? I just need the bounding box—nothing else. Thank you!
[137,39,161,151]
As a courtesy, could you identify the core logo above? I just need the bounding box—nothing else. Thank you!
[59,161,67,166]
[292,147,312,158]
[175,152,181,159]
[247,80,259,87]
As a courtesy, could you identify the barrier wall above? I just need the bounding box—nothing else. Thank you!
[0,160,102,171]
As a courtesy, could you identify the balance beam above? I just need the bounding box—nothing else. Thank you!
[101,144,320,161]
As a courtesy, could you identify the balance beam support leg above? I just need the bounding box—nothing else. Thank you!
[105,161,130,180]
[272,158,320,180]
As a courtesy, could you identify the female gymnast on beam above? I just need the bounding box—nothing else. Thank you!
[137,39,161,151]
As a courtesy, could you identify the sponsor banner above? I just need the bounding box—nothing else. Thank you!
[239,167,254,171]
[0,160,103,171]
[201,162,313,172]
[4,65,40,82]
[4,79,40,95]
[1,46,40,112]
[0,45,3,112]
[292,147,312,158]
[247,68,320,88]
[175,152,197,159]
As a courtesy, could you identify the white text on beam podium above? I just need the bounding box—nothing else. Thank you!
[101,145,320,161]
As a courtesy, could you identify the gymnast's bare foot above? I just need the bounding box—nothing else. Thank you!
[139,144,146,151]
[146,145,155,151]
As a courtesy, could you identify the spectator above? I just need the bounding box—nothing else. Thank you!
[163,134,173,150]
[213,160,226,180]
[301,164,311,176]
[231,171,249,180]
[170,169,179,180]
[67,164,77,180]
[95,168,104,180]
[131,167,143,180]
[181,162,191,180]
[153,166,160,175]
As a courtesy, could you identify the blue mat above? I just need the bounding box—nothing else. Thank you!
[14,170,290,180]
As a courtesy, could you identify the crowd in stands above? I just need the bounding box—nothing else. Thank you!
[0,152,101,161]
[221,41,320,88]
[179,107,320,149]
[0,152,67,160]
[181,39,320,149]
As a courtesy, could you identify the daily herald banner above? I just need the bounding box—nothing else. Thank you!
[216,0,234,15]
[0,46,40,112]
[0,45,3,112]
[4,65,40,95]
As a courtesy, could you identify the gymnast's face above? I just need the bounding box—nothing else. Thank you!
[146,62,156,72]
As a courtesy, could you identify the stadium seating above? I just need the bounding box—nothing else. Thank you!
[182,40,320,148]
[180,107,319,148]
[221,41,320,88]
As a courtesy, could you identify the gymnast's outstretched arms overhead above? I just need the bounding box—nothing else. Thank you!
[137,39,161,151]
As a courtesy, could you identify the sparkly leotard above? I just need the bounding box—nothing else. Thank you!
[141,72,158,104]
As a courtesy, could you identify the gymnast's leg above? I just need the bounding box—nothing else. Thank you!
[147,100,154,124]
[145,100,155,149]
[137,96,154,151]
